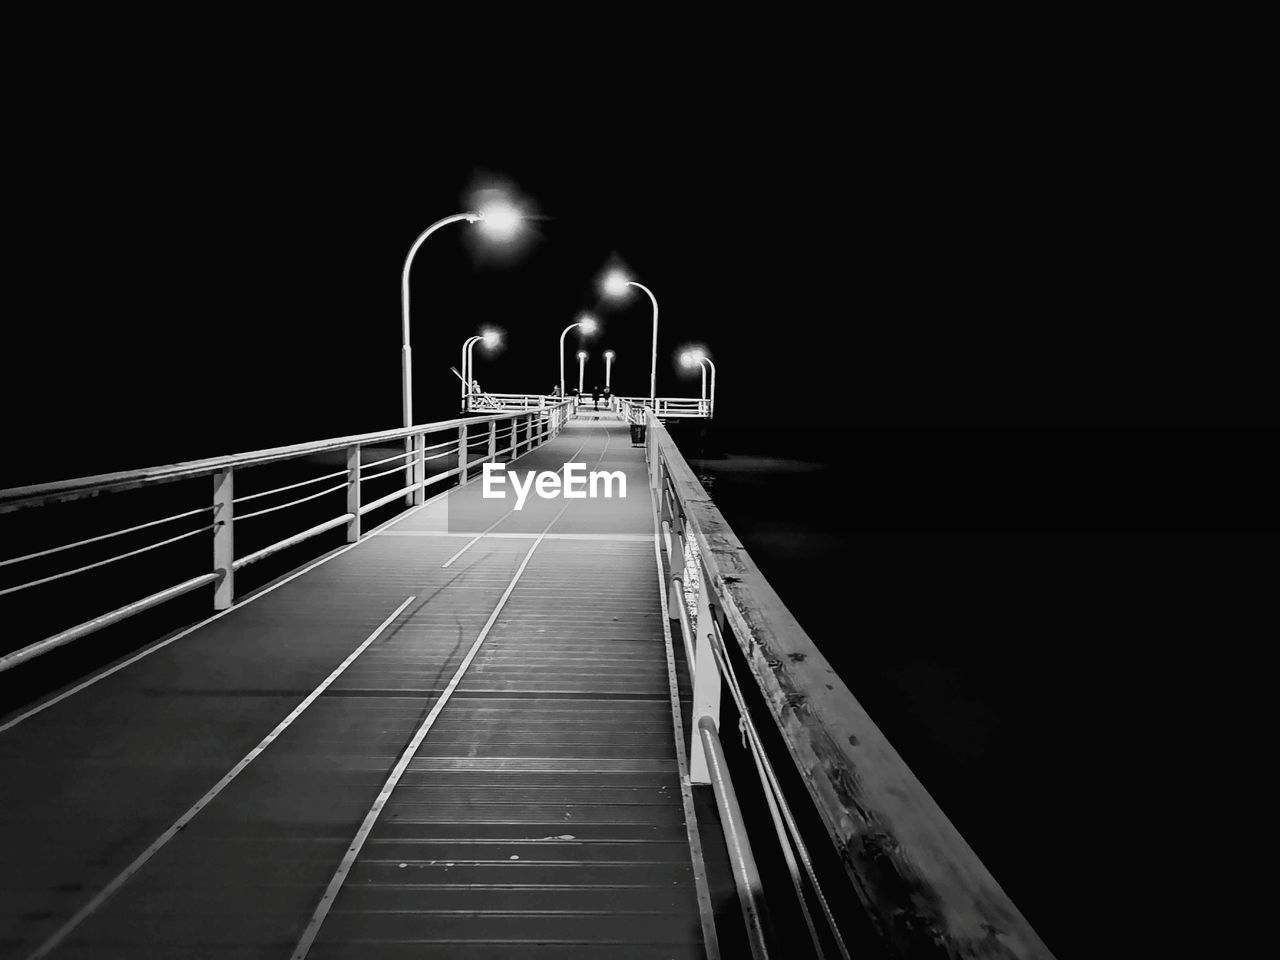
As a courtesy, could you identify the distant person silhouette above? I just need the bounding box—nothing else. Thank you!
[603,385,612,409]
[592,385,601,410]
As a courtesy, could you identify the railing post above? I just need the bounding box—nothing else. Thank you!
[698,717,770,958]
[346,445,361,542]
[213,467,234,610]
[412,432,425,505]
[488,418,497,463]
[458,422,469,483]
[509,417,518,458]
[403,435,414,507]
[690,554,723,785]
[648,417,661,496]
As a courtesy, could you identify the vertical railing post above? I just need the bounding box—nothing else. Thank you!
[509,417,518,458]
[458,422,469,483]
[690,554,723,785]
[412,432,425,505]
[648,416,661,496]
[346,445,361,542]
[212,467,234,610]
[488,418,497,463]
[403,434,414,507]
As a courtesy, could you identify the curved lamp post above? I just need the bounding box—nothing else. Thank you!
[604,350,615,390]
[401,200,521,429]
[461,329,502,409]
[560,313,597,397]
[681,349,717,417]
[577,350,588,396]
[601,269,658,406]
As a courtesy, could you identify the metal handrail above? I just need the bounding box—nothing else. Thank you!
[0,408,546,515]
[0,401,576,674]
[643,410,1054,960]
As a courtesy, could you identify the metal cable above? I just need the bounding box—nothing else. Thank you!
[233,469,349,505]
[0,524,217,598]
[0,506,213,568]
[706,618,852,960]
[235,482,348,522]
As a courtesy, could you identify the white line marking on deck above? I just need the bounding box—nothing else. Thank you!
[441,434,590,567]
[22,595,417,960]
[291,491,583,958]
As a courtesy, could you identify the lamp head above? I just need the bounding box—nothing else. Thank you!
[680,348,706,369]
[577,350,588,360]
[601,269,631,298]
[475,198,522,241]
[578,314,598,335]
[604,350,615,360]
[481,329,502,348]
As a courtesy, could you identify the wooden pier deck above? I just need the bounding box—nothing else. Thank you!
[0,415,723,959]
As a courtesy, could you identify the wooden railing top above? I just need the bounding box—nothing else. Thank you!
[0,403,573,514]
[646,412,1054,960]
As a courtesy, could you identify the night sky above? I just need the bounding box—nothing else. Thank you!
[9,79,1270,485]
[4,65,1273,957]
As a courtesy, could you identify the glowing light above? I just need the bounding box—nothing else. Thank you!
[604,350,615,360]
[577,350,588,360]
[481,329,502,347]
[601,270,631,298]
[578,314,598,334]
[476,199,522,241]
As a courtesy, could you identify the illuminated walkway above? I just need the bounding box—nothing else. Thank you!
[0,416,725,959]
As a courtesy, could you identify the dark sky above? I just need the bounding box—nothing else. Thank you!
[5,75,1270,487]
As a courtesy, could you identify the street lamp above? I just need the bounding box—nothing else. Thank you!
[601,268,659,406]
[559,313,597,398]
[461,328,502,410]
[681,348,717,417]
[604,350,615,390]
[401,196,523,430]
[577,350,588,396]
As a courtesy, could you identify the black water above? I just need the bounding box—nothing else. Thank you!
[668,422,1276,959]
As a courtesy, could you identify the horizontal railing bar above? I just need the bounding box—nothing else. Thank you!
[0,573,221,674]
[232,468,349,505]
[358,484,416,516]
[359,448,416,471]
[425,465,462,486]
[234,481,349,522]
[0,524,217,598]
[0,505,213,569]
[230,514,354,571]
[0,402,574,514]
[361,463,414,483]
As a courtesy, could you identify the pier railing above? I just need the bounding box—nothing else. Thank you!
[638,405,1053,960]
[614,395,711,418]
[472,393,712,418]
[0,402,574,673]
